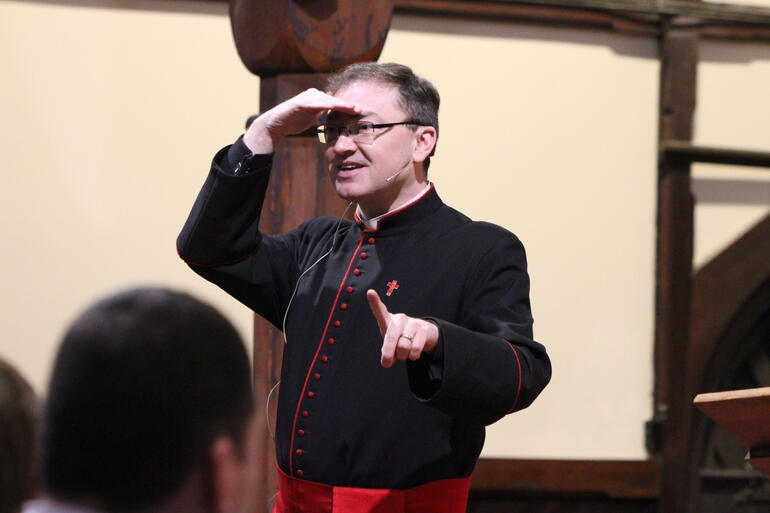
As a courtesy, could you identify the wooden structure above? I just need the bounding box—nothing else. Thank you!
[222,1,770,512]
[695,388,770,478]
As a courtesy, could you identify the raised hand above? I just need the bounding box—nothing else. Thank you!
[366,289,439,368]
[243,88,361,154]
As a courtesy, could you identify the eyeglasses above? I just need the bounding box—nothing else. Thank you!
[316,120,420,145]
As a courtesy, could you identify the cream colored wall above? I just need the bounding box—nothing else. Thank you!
[1,0,767,461]
[0,0,259,391]
[692,41,770,269]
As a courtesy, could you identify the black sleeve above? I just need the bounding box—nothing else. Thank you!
[407,234,551,426]
[176,141,301,328]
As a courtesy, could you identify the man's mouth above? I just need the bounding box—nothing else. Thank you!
[337,163,364,172]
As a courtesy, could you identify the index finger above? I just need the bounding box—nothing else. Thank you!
[326,99,361,115]
[307,90,360,115]
[366,289,390,336]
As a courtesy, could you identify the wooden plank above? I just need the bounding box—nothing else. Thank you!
[525,0,770,23]
[193,0,770,24]
[695,388,770,479]
[694,387,770,450]
[392,0,770,40]
[395,0,660,35]
[49,0,770,40]
[395,0,770,23]
[660,141,770,168]
[695,386,770,404]
[471,459,660,499]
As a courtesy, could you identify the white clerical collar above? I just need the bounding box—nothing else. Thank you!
[356,183,432,230]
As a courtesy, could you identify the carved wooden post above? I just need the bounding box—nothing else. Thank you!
[228,2,394,511]
[655,22,698,513]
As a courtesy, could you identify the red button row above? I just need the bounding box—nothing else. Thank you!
[295,427,304,475]
[294,237,375,480]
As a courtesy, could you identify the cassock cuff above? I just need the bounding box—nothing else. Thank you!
[222,135,273,176]
[406,318,444,400]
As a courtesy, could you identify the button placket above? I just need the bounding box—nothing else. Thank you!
[291,232,376,478]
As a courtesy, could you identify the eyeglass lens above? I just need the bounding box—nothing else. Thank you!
[318,122,375,145]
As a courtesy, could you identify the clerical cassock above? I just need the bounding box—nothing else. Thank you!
[177,138,552,513]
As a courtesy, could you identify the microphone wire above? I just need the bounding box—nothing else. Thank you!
[266,201,354,441]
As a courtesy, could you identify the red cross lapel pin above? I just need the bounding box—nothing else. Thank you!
[386,280,399,297]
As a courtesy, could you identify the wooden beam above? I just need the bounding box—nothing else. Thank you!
[37,1,770,40]
[396,0,659,36]
[660,141,770,169]
[471,459,660,499]
[655,25,698,513]
[395,0,770,24]
[393,0,770,40]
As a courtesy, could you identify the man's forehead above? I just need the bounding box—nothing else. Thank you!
[326,80,404,122]
[325,109,371,123]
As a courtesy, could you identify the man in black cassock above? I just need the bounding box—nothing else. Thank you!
[178,62,551,513]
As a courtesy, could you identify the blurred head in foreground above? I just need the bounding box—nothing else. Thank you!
[0,357,39,513]
[35,287,258,513]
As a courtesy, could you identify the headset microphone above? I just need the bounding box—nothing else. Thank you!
[385,169,403,183]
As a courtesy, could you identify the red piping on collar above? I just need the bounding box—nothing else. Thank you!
[354,183,435,232]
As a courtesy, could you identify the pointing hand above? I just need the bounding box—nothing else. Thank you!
[366,289,438,368]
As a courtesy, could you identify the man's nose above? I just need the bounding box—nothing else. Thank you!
[333,132,357,152]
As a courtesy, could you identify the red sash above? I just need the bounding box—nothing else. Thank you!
[273,466,470,513]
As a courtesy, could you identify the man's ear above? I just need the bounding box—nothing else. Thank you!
[412,126,437,165]
[208,436,241,513]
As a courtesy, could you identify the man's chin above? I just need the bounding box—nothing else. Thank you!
[333,183,364,203]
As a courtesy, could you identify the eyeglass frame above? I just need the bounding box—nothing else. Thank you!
[315,120,422,145]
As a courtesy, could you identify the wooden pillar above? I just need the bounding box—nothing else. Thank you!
[228,2,394,511]
[654,22,698,513]
[251,73,349,512]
